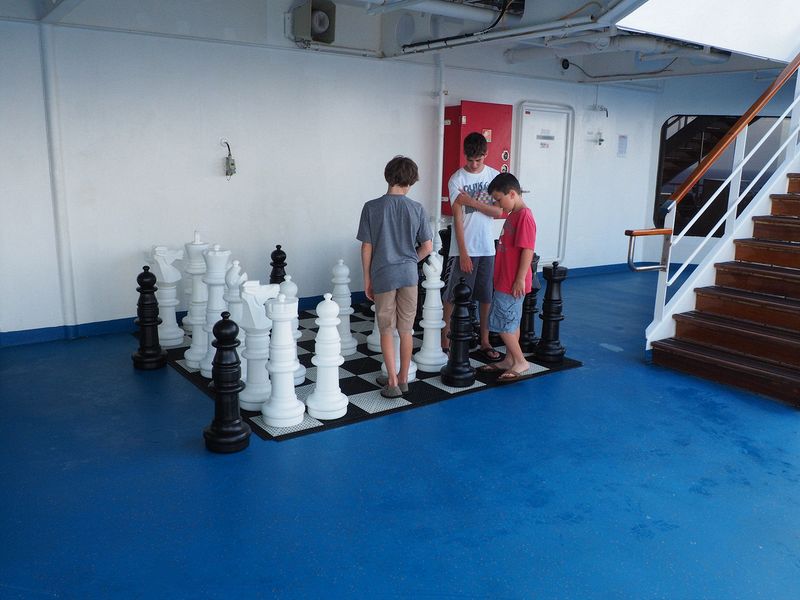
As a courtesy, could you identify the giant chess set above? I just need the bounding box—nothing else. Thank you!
[132,232,580,448]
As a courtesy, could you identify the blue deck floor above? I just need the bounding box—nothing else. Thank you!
[1,270,798,599]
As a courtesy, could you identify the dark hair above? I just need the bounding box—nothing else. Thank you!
[463,132,488,159]
[384,156,420,187]
[488,173,522,196]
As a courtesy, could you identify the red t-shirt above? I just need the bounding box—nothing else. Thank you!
[493,207,537,295]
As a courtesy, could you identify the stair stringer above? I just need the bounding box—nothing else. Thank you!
[645,152,800,350]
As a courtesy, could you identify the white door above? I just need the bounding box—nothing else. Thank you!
[516,103,573,266]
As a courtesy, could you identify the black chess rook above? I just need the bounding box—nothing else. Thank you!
[440,278,476,387]
[203,312,251,453]
[535,261,567,364]
[132,265,167,370]
[519,253,542,353]
[269,244,287,284]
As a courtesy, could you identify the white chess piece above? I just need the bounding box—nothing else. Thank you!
[262,293,306,428]
[366,304,381,352]
[431,215,443,255]
[413,253,448,371]
[238,281,280,411]
[149,245,186,348]
[279,275,306,385]
[380,330,417,382]
[306,293,348,420]
[200,245,231,378]
[224,260,248,378]
[182,232,210,369]
[331,259,358,356]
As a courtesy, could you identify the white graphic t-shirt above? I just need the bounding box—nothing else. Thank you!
[447,165,500,257]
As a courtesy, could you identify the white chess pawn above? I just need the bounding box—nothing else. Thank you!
[182,232,210,369]
[279,275,306,385]
[200,245,231,378]
[380,330,417,382]
[331,259,358,356]
[262,293,306,428]
[413,253,448,372]
[224,260,248,378]
[149,245,186,348]
[238,280,280,411]
[306,293,348,420]
[366,304,381,352]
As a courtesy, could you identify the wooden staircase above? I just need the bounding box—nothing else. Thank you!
[652,173,800,406]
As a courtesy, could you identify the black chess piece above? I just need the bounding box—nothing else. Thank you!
[519,253,542,353]
[132,265,167,370]
[468,300,480,350]
[440,278,476,387]
[535,261,567,364]
[203,312,251,453]
[269,244,287,284]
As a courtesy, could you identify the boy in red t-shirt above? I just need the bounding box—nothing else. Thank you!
[478,173,537,381]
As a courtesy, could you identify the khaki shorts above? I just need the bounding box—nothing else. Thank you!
[374,286,417,334]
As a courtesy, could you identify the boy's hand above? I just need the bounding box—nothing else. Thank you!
[365,280,374,301]
[459,255,473,274]
[512,278,526,298]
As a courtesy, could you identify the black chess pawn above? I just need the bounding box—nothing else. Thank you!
[519,253,542,353]
[132,265,167,370]
[269,244,287,285]
[535,261,567,364]
[203,312,251,453]
[440,278,476,387]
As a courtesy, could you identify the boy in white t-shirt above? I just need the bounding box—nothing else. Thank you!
[442,132,506,362]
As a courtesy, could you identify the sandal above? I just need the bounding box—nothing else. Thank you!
[380,385,403,398]
[475,347,503,362]
[477,363,505,374]
[497,369,526,382]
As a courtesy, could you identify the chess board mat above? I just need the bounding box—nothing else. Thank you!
[166,305,581,441]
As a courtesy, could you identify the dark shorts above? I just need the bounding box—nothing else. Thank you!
[444,255,494,305]
[487,291,523,334]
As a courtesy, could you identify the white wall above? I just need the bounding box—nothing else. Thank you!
[2,15,776,335]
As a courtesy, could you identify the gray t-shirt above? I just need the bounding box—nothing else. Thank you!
[357,194,432,294]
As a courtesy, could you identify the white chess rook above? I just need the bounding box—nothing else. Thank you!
[306,293,348,420]
[150,245,185,348]
[413,254,448,371]
[200,245,231,378]
[224,260,248,379]
[366,304,381,352]
[182,232,210,368]
[331,259,358,356]
[380,330,417,382]
[262,293,306,428]
[238,281,280,411]
[279,274,306,385]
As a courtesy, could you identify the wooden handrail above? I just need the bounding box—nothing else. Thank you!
[669,50,800,206]
[625,228,672,237]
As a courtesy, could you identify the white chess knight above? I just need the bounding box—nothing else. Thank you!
[224,260,248,379]
[413,253,448,371]
[149,245,186,348]
[238,280,280,411]
[331,259,358,356]
[262,293,306,428]
[182,232,210,369]
[279,274,306,385]
[306,293,348,420]
[200,245,232,378]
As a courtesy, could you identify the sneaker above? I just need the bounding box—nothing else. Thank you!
[377,374,409,394]
[380,385,403,398]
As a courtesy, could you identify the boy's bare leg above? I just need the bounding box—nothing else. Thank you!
[380,331,399,387]
[441,301,453,350]
[479,302,493,349]
[398,331,413,384]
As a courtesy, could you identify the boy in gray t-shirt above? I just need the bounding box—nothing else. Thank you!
[357,156,432,398]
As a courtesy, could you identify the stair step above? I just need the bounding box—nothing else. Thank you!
[715,261,800,300]
[771,194,800,216]
[788,173,800,194]
[695,286,800,333]
[652,338,800,406]
[673,311,800,369]
[752,215,800,242]
[734,238,800,268]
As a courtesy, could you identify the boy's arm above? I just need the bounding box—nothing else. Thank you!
[454,191,506,219]
[451,201,473,274]
[361,242,374,301]
[512,248,535,298]
[416,239,433,262]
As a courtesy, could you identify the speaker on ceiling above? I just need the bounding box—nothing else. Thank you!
[292,0,336,45]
